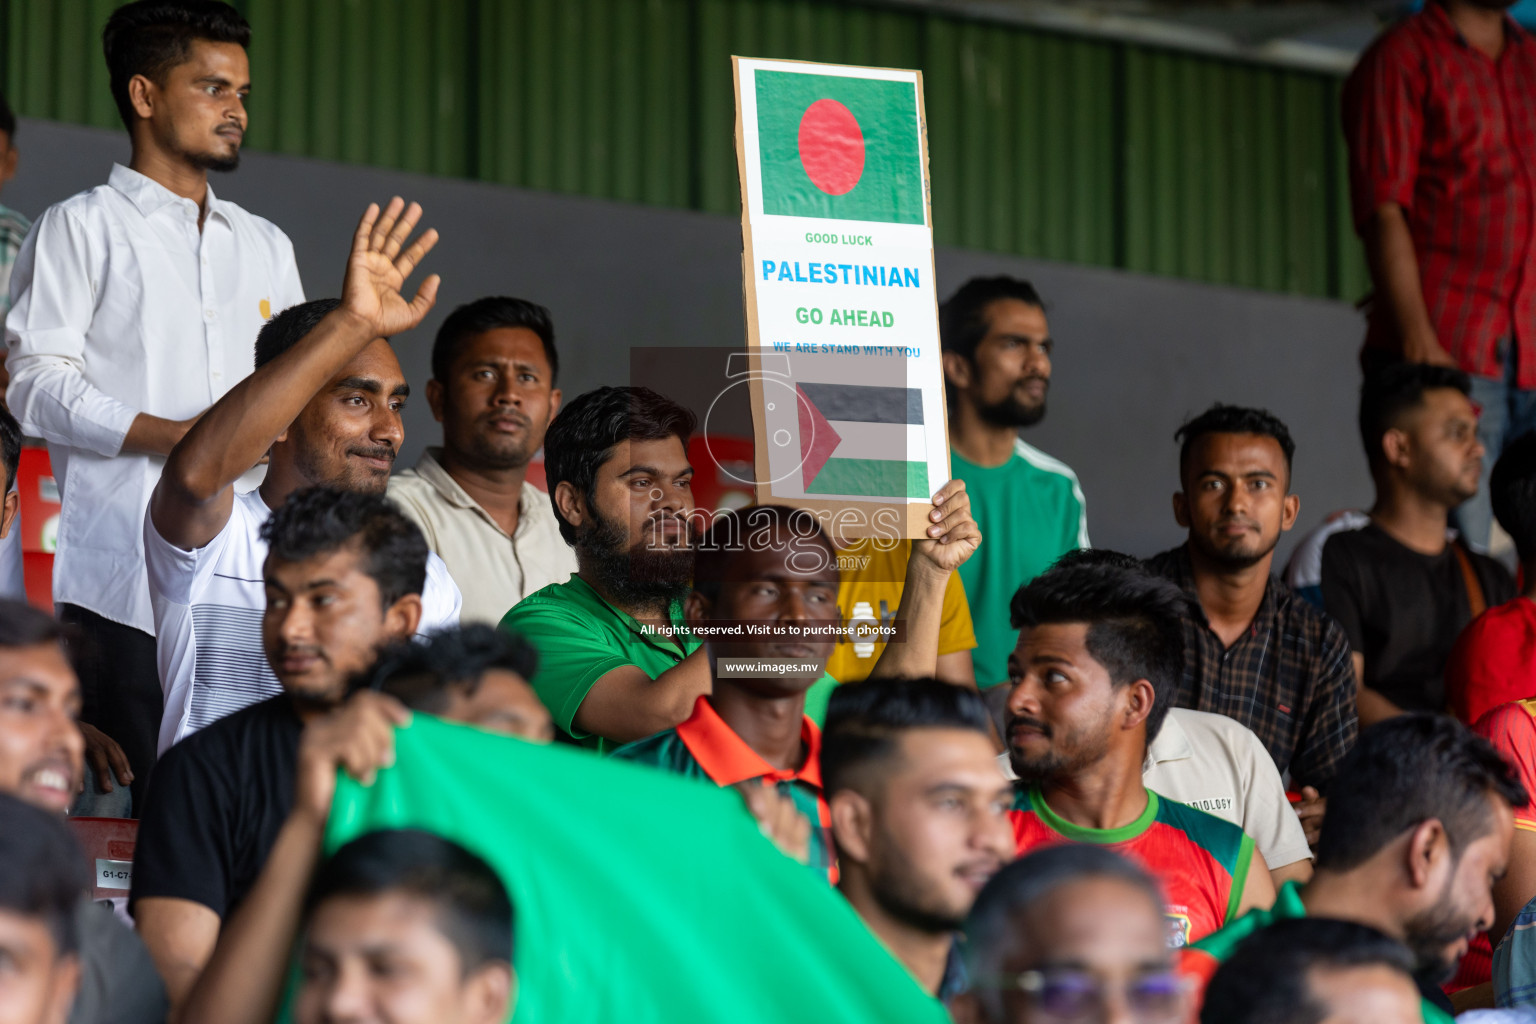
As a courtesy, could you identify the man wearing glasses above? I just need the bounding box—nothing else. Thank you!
[949,844,1191,1024]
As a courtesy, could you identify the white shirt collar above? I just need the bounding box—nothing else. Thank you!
[1145,709,1192,770]
[108,163,227,224]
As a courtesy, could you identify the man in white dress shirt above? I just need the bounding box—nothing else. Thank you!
[3,0,303,806]
[145,197,460,755]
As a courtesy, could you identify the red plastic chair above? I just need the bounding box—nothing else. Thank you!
[15,445,58,611]
[66,817,138,902]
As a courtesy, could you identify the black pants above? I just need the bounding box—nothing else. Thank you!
[57,604,161,814]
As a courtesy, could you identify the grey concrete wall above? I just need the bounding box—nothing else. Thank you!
[4,117,1372,563]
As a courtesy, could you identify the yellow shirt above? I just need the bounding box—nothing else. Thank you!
[824,539,977,684]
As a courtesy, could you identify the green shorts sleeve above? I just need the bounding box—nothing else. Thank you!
[502,599,631,739]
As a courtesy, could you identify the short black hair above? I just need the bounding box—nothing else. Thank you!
[255,298,342,370]
[1316,714,1527,871]
[0,599,68,651]
[431,297,558,386]
[1175,403,1296,480]
[1358,362,1472,471]
[0,89,15,142]
[938,276,1046,363]
[964,845,1164,981]
[692,505,837,604]
[102,0,251,130]
[1201,918,1415,1024]
[0,401,20,495]
[542,386,697,545]
[259,487,428,608]
[1009,556,1187,744]
[0,792,88,957]
[305,829,512,974]
[357,624,539,715]
[821,677,994,796]
[1492,431,1536,563]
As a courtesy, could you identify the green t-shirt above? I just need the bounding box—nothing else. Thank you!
[1188,881,1454,1024]
[952,440,1089,688]
[502,575,700,753]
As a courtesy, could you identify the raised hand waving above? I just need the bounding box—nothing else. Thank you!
[340,197,442,338]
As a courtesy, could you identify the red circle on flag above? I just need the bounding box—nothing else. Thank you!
[797,99,865,196]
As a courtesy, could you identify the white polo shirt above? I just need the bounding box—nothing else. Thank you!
[999,707,1313,871]
[145,489,463,753]
[387,448,576,624]
[5,164,304,633]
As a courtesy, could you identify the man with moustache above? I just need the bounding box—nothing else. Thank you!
[388,297,574,624]
[0,600,167,1024]
[1321,364,1513,726]
[612,506,848,881]
[1146,405,1357,844]
[941,277,1088,698]
[4,0,305,806]
[503,385,978,752]
[144,198,459,752]
[820,677,1015,1000]
[1184,714,1525,1024]
[1343,0,1536,552]
[1006,557,1276,947]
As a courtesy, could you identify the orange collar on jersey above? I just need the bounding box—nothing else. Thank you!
[675,696,824,790]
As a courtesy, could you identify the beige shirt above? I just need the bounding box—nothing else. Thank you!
[999,707,1312,871]
[388,448,577,625]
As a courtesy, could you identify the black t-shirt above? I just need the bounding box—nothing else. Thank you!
[1320,523,1514,712]
[130,695,301,918]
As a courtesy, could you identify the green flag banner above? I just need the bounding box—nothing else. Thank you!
[755,70,924,224]
[291,716,949,1024]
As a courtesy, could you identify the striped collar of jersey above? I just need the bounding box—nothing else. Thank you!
[675,696,824,789]
[1013,783,1162,844]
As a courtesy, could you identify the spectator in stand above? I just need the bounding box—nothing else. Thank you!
[503,385,977,752]
[1343,0,1536,554]
[612,506,848,882]
[1028,550,1314,885]
[0,404,21,602]
[1146,404,1357,845]
[1183,714,1525,1023]
[948,844,1190,1024]
[359,625,553,742]
[1449,433,1536,725]
[292,831,514,1024]
[1202,919,1422,1024]
[0,795,87,1024]
[820,677,1014,1000]
[144,198,459,754]
[941,277,1088,699]
[1320,364,1512,725]
[5,1,306,806]
[387,297,573,625]
[132,488,434,1014]
[0,89,31,602]
[0,601,166,1024]
[1471,698,1536,997]
[1006,556,1274,947]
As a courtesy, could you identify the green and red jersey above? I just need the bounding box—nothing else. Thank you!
[612,696,836,883]
[1182,881,1454,1023]
[1009,785,1253,947]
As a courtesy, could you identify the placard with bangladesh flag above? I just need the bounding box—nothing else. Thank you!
[733,57,948,539]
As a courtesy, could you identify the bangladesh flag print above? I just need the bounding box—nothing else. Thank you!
[284,715,950,1024]
[755,70,924,224]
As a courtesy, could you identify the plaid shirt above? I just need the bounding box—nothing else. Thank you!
[0,203,30,319]
[1342,4,1536,386]
[1146,546,1358,793]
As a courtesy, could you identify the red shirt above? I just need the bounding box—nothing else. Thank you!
[1447,700,1536,990]
[1448,599,1536,724]
[1342,4,1536,386]
[1010,786,1255,948]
